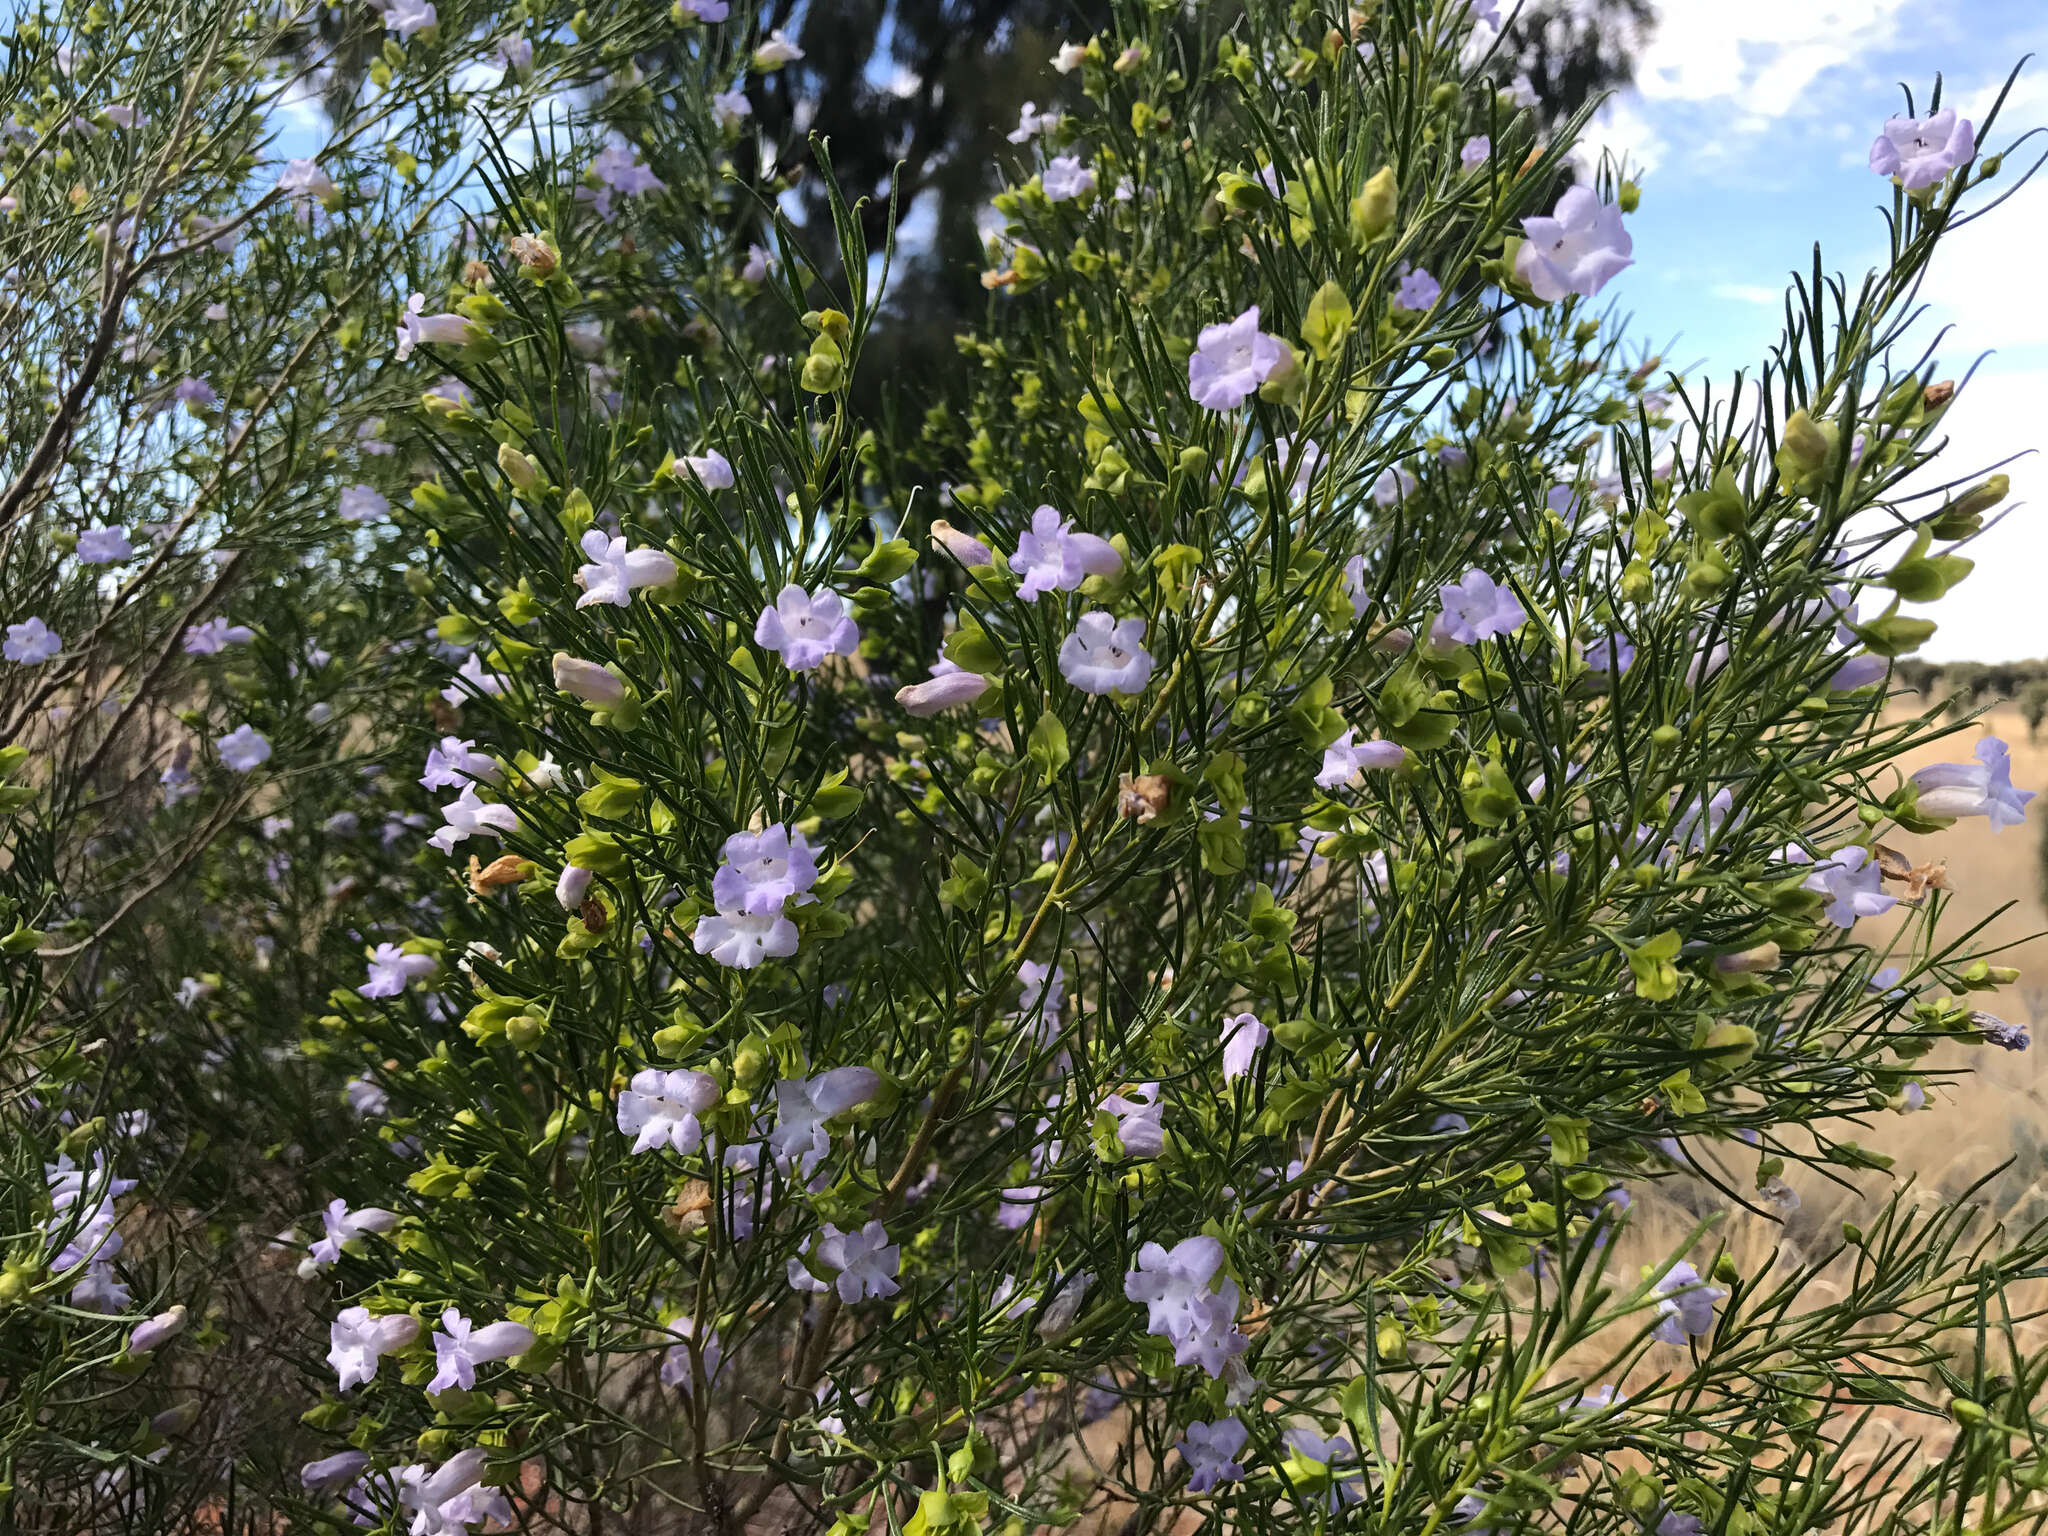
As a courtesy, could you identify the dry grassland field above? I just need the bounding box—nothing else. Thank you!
[1870,707,2048,1185]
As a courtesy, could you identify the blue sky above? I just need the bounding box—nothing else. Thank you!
[1570,0,2048,660]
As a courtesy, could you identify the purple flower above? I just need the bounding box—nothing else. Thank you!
[1829,653,1887,692]
[1342,554,1370,619]
[429,784,519,853]
[1043,155,1096,203]
[810,1219,901,1303]
[1372,465,1415,506]
[428,1308,537,1394]
[1058,612,1154,695]
[77,524,133,564]
[307,1198,399,1264]
[575,528,678,608]
[618,1068,719,1153]
[395,292,475,361]
[345,1077,389,1117]
[1460,135,1491,168]
[556,864,593,910]
[398,1449,511,1536]
[1220,1012,1267,1082]
[711,824,819,914]
[381,0,436,36]
[419,736,498,791]
[660,1316,723,1393]
[681,449,734,489]
[328,1305,420,1391]
[755,583,859,672]
[693,909,797,969]
[929,520,992,566]
[1869,109,1974,190]
[276,157,337,207]
[1432,568,1526,646]
[752,29,804,68]
[1650,1261,1723,1345]
[1006,101,1059,143]
[1285,1428,1367,1511]
[594,143,665,192]
[1395,266,1442,309]
[1187,305,1284,410]
[1013,505,1123,601]
[340,484,390,523]
[1123,1235,1251,1376]
[552,654,623,708]
[1100,1082,1166,1158]
[359,942,436,998]
[769,1066,882,1175]
[216,724,272,772]
[1514,185,1633,301]
[1670,787,1735,854]
[1584,632,1636,675]
[1788,844,1895,930]
[1910,737,2034,831]
[182,617,256,654]
[1018,958,1065,1033]
[172,376,218,409]
[1972,1011,2029,1051]
[1317,728,1404,788]
[1176,1417,1249,1493]
[8,616,63,664]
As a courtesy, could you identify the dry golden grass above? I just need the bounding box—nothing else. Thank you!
[1591,707,2048,1506]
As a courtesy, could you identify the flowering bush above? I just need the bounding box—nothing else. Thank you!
[3,0,2046,1531]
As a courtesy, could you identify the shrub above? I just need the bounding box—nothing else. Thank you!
[3,1,2044,1532]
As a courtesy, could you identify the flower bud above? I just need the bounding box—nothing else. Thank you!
[556,864,594,910]
[497,441,540,488]
[1349,165,1398,244]
[508,232,557,276]
[929,519,993,567]
[801,333,846,393]
[897,671,992,716]
[1774,408,1834,482]
[129,1304,188,1355]
[552,653,626,707]
[732,1037,768,1087]
[151,1400,201,1436]
[302,1451,373,1492]
[1712,942,1780,975]
[1701,1021,1758,1070]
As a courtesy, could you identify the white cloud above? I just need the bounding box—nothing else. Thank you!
[1710,282,1783,305]
[1631,0,1914,116]
[1918,69,2048,352]
[1574,95,1664,177]
[1883,369,2048,663]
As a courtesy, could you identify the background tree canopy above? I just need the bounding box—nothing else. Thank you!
[701,0,1658,413]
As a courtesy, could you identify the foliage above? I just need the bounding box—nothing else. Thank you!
[0,1,2044,1535]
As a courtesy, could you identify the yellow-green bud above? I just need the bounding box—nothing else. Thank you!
[1348,165,1398,244]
